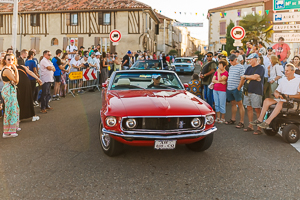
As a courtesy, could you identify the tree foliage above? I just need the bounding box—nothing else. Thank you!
[239,13,273,46]
[168,49,178,56]
[225,20,235,55]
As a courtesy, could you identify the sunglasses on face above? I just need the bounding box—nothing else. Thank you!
[47,54,51,56]
[230,60,234,62]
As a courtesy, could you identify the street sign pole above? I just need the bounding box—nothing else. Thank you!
[12,0,18,54]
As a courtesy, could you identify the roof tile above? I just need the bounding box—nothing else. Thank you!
[209,0,267,12]
[0,0,151,12]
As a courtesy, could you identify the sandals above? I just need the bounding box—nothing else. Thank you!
[235,122,244,129]
[243,127,254,132]
[253,130,263,135]
[257,122,270,129]
[219,119,226,124]
[249,119,262,126]
[225,119,236,125]
[215,118,220,123]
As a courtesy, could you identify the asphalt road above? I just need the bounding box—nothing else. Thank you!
[0,66,300,199]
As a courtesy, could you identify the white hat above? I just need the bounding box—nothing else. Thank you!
[95,52,101,56]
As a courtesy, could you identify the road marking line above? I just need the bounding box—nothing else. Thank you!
[291,141,300,153]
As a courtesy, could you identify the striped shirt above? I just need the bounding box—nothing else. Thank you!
[227,64,245,90]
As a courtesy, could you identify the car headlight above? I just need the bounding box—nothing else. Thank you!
[126,118,137,129]
[106,116,117,127]
[206,115,214,125]
[191,118,201,128]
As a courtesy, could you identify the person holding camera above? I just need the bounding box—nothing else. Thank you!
[66,39,78,61]
[272,37,290,68]
[238,53,265,135]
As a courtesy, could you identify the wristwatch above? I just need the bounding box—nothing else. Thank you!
[243,75,246,79]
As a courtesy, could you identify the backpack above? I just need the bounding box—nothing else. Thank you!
[201,61,216,82]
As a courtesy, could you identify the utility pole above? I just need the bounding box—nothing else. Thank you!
[12,0,18,54]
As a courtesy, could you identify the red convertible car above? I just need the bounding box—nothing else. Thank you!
[100,70,217,156]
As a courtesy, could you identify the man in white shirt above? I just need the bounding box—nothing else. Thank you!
[69,55,83,94]
[88,53,98,69]
[250,63,300,129]
[66,39,78,60]
[40,50,55,113]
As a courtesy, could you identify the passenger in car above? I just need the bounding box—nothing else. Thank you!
[250,63,300,129]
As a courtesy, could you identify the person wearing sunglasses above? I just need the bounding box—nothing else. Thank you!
[200,52,217,108]
[1,54,20,138]
[40,50,56,114]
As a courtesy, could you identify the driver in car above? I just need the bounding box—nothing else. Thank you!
[147,74,163,88]
[250,63,300,129]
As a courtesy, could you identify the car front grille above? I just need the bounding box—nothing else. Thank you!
[121,116,205,133]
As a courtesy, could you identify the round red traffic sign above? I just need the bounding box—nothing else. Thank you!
[109,30,121,43]
[230,26,245,40]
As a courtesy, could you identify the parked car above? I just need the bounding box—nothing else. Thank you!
[99,70,217,156]
[130,60,176,71]
[173,57,195,74]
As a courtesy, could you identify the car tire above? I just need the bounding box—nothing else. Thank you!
[282,124,300,143]
[99,120,124,156]
[263,129,277,136]
[186,133,213,152]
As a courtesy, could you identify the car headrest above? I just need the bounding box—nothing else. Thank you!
[117,78,130,85]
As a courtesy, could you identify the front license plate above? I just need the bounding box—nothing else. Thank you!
[180,69,184,72]
[154,140,176,150]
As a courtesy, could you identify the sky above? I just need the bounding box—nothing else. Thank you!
[138,0,239,44]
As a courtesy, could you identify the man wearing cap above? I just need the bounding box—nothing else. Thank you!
[66,39,78,60]
[122,51,131,70]
[200,52,217,108]
[147,75,163,88]
[238,53,265,135]
[225,54,245,129]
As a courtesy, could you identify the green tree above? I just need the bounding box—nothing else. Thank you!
[239,13,273,46]
[225,20,235,55]
[168,49,178,56]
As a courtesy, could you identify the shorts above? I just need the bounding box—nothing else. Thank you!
[226,88,242,102]
[243,93,262,108]
[54,76,61,83]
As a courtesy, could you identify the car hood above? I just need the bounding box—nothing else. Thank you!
[105,90,213,117]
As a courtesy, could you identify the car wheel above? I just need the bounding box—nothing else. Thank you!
[282,124,300,143]
[186,133,213,152]
[263,129,277,136]
[99,120,124,156]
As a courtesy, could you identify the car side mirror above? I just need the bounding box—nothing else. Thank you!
[102,83,108,88]
[183,83,189,88]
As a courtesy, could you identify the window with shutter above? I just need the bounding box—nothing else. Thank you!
[0,15,3,27]
[70,13,78,26]
[30,14,40,26]
[63,37,68,50]
[237,9,241,17]
[149,17,151,30]
[103,12,111,25]
[155,24,159,35]
[66,13,70,26]
[220,22,226,35]
[98,12,103,25]
[94,37,100,47]
[78,37,83,48]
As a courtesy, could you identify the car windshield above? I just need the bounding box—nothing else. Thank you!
[175,58,192,63]
[130,60,162,70]
[110,71,183,90]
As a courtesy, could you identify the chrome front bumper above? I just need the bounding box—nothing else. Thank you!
[102,127,217,140]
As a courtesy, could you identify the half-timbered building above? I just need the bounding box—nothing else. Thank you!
[0,0,160,57]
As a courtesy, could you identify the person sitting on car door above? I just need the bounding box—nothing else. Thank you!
[147,74,163,88]
[250,63,300,129]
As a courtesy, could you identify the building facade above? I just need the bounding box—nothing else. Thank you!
[0,0,160,57]
[208,0,266,52]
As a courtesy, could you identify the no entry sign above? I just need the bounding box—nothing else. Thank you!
[230,26,245,40]
[109,30,121,43]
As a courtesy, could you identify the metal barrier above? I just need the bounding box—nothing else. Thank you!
[67,69,100,97]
